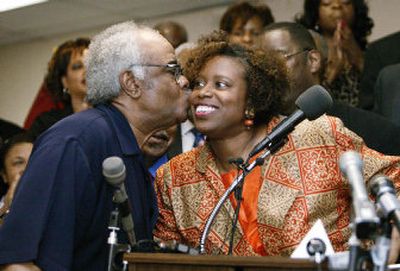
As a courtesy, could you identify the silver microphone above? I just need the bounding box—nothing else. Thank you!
[103,156,136,246]
[339,151,379,239]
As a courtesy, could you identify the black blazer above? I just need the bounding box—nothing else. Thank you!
[359,31,400,110]
[328,101,400,155]
[166,124,183,159]
[373,63,400,126]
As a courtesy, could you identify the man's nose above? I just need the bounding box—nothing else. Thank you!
[178,75,189,90]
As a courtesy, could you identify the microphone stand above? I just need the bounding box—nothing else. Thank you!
[370,218,392,271]
[107,208,131,271]
[199,138,286,254]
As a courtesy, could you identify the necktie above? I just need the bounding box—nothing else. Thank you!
[191,128,204,147]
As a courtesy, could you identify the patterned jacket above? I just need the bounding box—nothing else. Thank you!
[154,115,400,256]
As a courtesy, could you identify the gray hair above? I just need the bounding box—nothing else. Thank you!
[85,21,161,105]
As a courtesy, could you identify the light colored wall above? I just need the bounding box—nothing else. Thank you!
[0,0,399,126]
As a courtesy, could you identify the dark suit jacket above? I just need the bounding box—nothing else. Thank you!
[328,101,400,155]
[166,124,183,159]
[359,31,400,110]
[373,63,400,126]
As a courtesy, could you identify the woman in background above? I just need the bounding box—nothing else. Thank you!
[28,38,90,139]
[297,0,373,106]
[0,133,33,223]
[220,1,274,48]
[153,31,400,256]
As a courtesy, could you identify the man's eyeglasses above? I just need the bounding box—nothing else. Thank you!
[282,48,312,59]
[129,63,183,83]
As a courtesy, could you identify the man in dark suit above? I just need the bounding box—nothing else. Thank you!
[373,63,400,126]
[359,31,400,110]
[260,22,400,155]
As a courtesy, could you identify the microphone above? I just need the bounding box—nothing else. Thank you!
[339,151,379,239]
[248,85,332,158]
[369,174,400,232]
[103,156,136,246]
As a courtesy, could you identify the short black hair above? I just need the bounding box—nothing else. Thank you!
[264,22,317,51]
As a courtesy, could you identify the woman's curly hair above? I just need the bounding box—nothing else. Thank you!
[296,0,373,50]
[45,38,90,106]
[183,30,289,126]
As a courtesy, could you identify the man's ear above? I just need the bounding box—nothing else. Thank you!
[307,49,322,75]
[119,70,141,99]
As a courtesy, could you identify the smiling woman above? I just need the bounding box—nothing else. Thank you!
[153,30,400,257]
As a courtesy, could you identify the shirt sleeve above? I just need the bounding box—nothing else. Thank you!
[327,116,400,192]
[0,137,91,270]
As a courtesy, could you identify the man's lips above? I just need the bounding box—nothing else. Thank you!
[148,131,170,145]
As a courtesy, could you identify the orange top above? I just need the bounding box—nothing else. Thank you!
[221,165,266,255]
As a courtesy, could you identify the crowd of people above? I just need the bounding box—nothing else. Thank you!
[0,1,399,270]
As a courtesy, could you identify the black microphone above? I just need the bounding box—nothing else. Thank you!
[248,85,332,158]
[103,156,136,246]
[339,151,379,239]
[369,174,400,232]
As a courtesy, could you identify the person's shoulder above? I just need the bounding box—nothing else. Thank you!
[291,115,347,147]
[36,108,111,146]
[378,63,400,78]
[369,31,400,49]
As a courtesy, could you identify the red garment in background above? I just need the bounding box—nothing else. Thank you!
[23,83,64,129]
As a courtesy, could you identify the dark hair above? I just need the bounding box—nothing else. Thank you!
[183,31,288,126]
[296,0,373,49]
[0,133,34,197]
[154,21,188,48]
[220,2,274,33]
[45,38,90,105]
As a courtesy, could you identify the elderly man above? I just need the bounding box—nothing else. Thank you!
[259,22,400,156]
[0,21,189,271]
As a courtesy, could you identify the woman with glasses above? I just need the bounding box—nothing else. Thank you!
[28,38,90,139]
[153,31,400,256]
[296,0,373,107]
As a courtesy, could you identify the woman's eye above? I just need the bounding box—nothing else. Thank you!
[216,81,228,88]
[232,31,243,36]
[11,160,24,167]
[71,63,84,70]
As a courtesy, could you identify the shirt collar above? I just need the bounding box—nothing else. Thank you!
[181,120,195,135]
[96,104,141,156]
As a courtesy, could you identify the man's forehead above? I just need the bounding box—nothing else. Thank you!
[262,29,293,50]
[142,37,176,63]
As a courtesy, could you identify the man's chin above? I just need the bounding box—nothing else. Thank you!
[177,112,188,123]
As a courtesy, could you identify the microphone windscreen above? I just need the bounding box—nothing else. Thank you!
[339,150,363,173]
[295,85,332,120]
[102,156,126,186]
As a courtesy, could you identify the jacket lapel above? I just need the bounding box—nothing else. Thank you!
[195,144,250,254]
